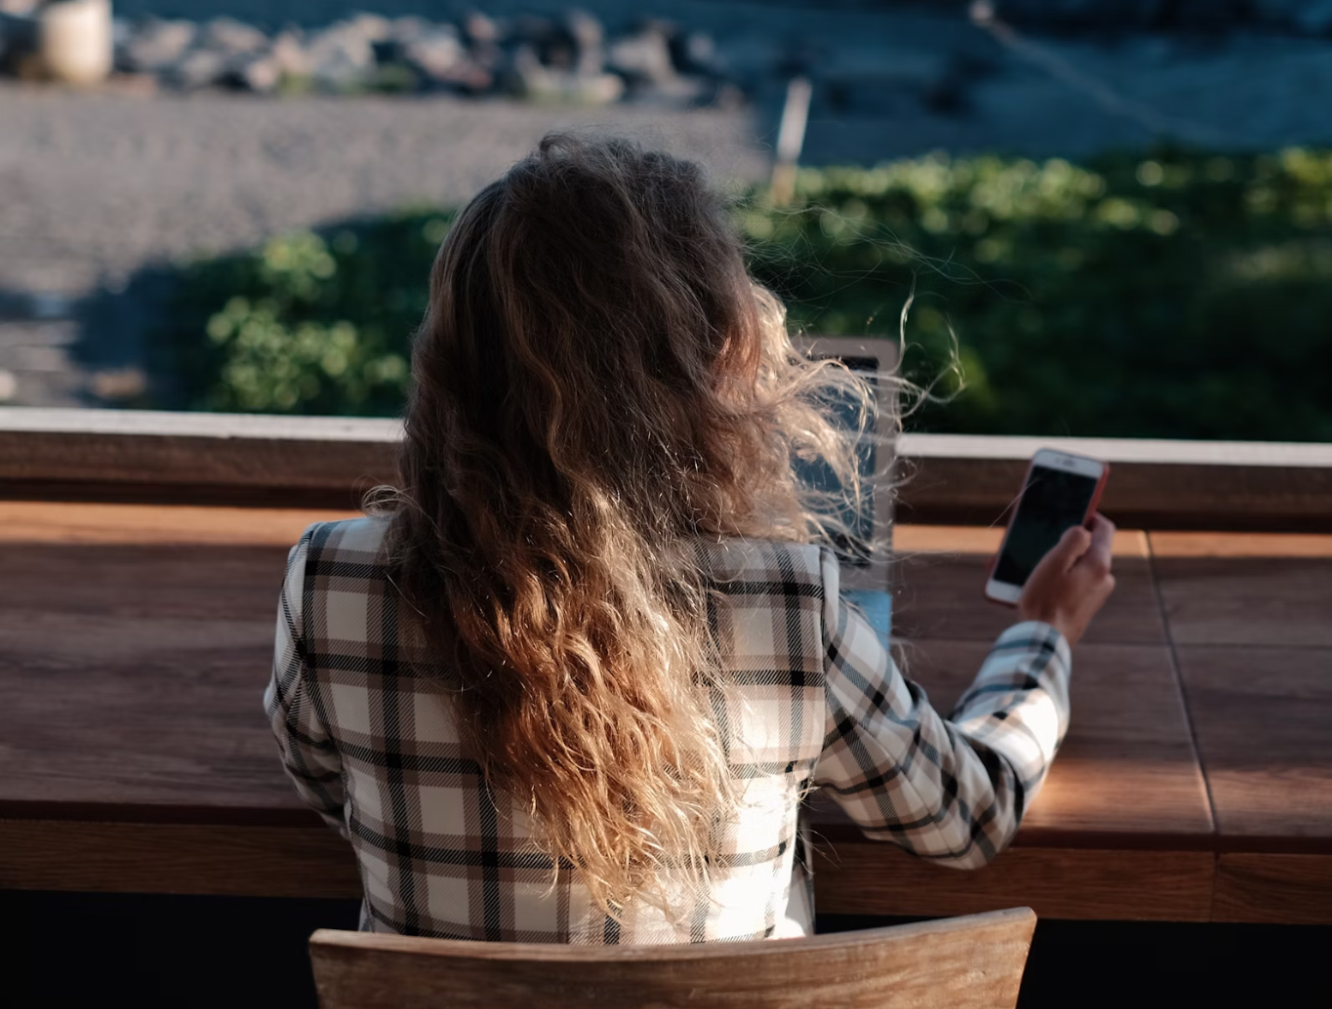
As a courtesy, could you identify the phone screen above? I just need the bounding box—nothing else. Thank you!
[993,465,1100,587]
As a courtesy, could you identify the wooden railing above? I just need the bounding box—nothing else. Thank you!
[3,407,1331,531]
[3,406,1330,924]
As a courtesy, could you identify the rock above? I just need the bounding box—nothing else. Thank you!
[305,23,375,92]
[459,11,505,75]
[505,43,623,105]
[565,9,604,76]
[566,72,626,105]
[461,10,502,45]
[375,15,429,57]
[399,27,488,90]
[118,18,194,74]
[230,51,281,92]
[607,25,676,86]
[199,16,266,58]
[504,42,547,94]
[390,16,432,39]
[402,26,461,72]
[163,46,227,89]
[286,14,388,91]
[269,30,309,78]
[509,14,579,72]
[468,39,504,76]
[343,12,391,44]
[671,29,721,76]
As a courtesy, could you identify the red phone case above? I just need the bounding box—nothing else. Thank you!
[984,455,1110,608]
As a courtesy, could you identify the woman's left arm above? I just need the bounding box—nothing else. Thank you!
[263,530,349,839]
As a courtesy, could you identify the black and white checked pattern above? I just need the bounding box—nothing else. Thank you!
[266,517,1071,944]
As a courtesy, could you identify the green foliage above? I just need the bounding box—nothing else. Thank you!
[745,148,1332,440]
[153,212,450,414]
[151,149,1332,440]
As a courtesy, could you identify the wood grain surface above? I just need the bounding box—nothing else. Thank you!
[1150,532,1332,559]
[0,540,308,817]
[1175,646,1332,844]
[0,820,361,898]
[811,842,1215,921]
[1150,533,1332,647]
[891,528,1165,646]
[1211,853,1332,924]
[4,506,1330,921]
[0,501,357,545]
[309,909,1035,1009]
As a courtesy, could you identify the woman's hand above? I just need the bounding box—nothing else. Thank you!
[1018,513,1117,647]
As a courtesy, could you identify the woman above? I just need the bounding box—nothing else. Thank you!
[266,134,1115,944]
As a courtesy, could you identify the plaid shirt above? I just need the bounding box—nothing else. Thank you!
[266,517,1070,944]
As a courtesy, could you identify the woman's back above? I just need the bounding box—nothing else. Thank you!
[266,133,1109,944]
[268,515,1072,943]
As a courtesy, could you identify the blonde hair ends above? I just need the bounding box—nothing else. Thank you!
[383,133,881,919]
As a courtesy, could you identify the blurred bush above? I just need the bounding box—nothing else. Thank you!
[747,147,1332,440]
[151,211,449,414]
[150,148,1332,440]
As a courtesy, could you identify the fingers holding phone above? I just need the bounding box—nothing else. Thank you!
[1019,513,1118,647]
[984,448,1116,646]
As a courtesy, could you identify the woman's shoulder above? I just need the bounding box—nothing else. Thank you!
[699,538,829,590]
[292,514,392,566]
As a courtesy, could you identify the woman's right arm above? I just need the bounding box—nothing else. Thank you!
[811,518,1114,868]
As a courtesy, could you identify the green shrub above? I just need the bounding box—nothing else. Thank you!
[149,148,1332,440]
[152,212,450,414]
[746,148,1332,440]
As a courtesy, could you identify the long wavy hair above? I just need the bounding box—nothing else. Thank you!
[382,133,877,918]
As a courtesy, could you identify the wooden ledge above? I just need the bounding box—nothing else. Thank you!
[3,408,1332,529]
[895,433,1332,531]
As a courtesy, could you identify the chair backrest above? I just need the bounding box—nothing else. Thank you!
[309,907,1036,1009]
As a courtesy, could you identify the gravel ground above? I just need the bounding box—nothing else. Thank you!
[0,90,765,405]
[0,89,765,297]
[3,1,1332,408]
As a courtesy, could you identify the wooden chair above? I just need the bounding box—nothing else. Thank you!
[309,906,1036,1009]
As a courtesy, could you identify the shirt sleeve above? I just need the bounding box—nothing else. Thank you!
[812,548,1071,868]
[263,527,349,839]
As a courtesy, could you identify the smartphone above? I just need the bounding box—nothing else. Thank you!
[985,449,1109,606]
